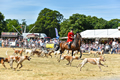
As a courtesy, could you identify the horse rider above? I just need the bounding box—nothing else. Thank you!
[67,29,74,49]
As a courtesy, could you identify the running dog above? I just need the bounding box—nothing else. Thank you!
[6,51,31,70]
[77,56,108,71]
[13,48,24,56]
[97,50,104,55]
[0,57,9,69]
[54,50,61,57]
[89,50,104,57]
[44,50,54,58]
[60,55,80,66]
[25,48,37,56]
[32,50,42,57]
[66,50,79,56]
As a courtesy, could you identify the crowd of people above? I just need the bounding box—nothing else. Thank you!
[0,38,59,49]
[0,37,119,54]
[81,39,120,54]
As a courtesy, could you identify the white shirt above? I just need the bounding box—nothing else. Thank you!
[112,41,116,46]
[95,41,99,44]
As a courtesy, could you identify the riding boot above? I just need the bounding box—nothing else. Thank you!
[68,43,71,49]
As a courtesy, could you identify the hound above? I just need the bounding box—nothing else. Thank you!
[32,50,42,57]
[97,50,104,55]
[77,56,108,71]
[6,50,31,70]
[54,50,61,57]
[25,48,37,56]
[60,55,80,66]
[13,48,24,56]
[89,50,104,57]
[44,50,54,58]
[0,57,9,69]
[25,49,33,56]
[89,50,99,57]
[66,50,79,56]
[42,50,53,58]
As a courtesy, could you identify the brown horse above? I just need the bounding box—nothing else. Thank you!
[55,33,82,59]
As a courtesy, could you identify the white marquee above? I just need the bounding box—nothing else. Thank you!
[81,29,120,39]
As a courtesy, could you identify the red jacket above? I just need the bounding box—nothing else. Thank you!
[67,32,74,42]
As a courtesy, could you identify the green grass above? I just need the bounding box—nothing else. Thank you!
[0,48,120,80]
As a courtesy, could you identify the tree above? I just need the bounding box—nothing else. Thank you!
[59,19,70,37]
[0,12,7,34]
[109,19,120,28]
[6,19,21,33]
[59,14,88,37]
[59,13,120,37]
[27,24,35,33]
[33,8,63,38]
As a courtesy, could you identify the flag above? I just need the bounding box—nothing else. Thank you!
[55,28,59,38]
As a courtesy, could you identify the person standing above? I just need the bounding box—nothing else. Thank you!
[111,39,116,54]
[67,29,74,49]
[116,41,119,53]
[39,38,44,50]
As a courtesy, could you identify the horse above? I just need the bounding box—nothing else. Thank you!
[55,33,82,60]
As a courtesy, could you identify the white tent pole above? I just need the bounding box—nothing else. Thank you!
[24,25,26,33]
[28,26,35,33]
[12,25,22,35]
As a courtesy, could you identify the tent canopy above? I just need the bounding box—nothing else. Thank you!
[26,33,39,38]
[81,29,120,39]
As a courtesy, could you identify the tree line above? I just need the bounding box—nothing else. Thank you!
[0,8,120,38]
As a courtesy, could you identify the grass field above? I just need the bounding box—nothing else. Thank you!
[0,48,120,80]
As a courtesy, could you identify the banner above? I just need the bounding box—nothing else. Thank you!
[55,28,59,38]
[1,32,18,37]
[46,44,54,48]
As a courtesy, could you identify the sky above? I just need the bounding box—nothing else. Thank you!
[0,0,120,25]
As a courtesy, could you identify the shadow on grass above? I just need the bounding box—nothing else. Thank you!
[16,69,33,71]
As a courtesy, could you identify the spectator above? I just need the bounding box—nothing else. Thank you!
[15,39,18,47]
[49,39,53,43]
[45,40,49,43]
[53,38,58,44]
[2,39,4,48]
[35,40,38,48]
[5,39,8,47]
[95,39,99,45]
[109,39,112,48]
[24,39,28,48]
[40,38,44,50]
[116,41,119,53]
[111,39,116,54]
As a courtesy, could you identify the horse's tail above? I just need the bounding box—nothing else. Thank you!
[54,43,60,51]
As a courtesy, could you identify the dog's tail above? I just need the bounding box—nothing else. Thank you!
[6,50,9,56]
